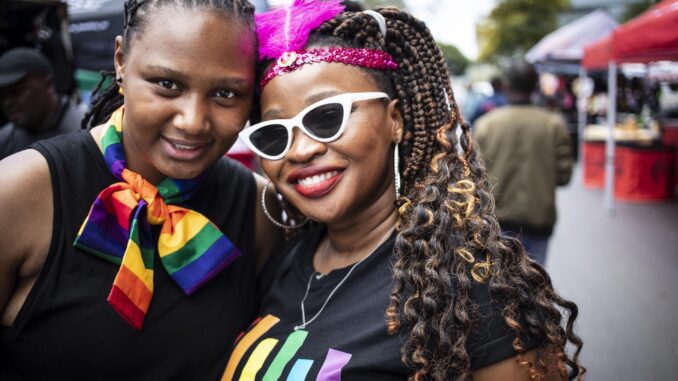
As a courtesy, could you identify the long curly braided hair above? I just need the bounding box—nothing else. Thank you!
[81,0,256,129]
[303,8,585,381]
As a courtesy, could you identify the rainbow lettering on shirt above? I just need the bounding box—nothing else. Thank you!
[222,315,353,381]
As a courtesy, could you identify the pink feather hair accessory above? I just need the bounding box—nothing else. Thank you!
[255,0,345,61]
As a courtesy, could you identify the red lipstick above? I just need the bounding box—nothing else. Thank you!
[287,166,345,199]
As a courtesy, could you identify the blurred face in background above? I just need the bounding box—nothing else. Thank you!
[0,74,55,131]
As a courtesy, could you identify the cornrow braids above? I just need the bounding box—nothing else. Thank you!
[306,8,584,381]
[82,0,256,129]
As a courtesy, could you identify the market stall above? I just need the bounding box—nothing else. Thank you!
[527,9,618,74]
[526,10,618,161]
[581,0,678,205]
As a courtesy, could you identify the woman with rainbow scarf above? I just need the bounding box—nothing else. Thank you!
[223,1,585,380]
[0,0,282,379]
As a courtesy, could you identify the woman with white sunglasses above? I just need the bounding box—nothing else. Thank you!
[223,2,585,380]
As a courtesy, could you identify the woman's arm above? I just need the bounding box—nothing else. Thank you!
[473,350,564,381]
[253,172,284,272]
[0,150,53,327]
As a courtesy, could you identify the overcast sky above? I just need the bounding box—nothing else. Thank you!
[405,0,495,60]
[266,0,496,60]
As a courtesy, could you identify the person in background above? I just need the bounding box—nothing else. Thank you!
[469,75,507,125]
[0,47,82,159]
[0,0,282,379]
[461,82,483,123]
[474,61,573,265]
[224,2,584,380]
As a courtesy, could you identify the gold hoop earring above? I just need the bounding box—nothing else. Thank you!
[116,77,124,96]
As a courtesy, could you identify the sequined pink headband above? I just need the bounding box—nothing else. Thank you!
[259,47,398,90]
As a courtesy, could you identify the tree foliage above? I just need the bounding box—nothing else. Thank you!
[437,42,470,76]
[620,0,660,23]
[477,0,570,62]
[360,0,407,11]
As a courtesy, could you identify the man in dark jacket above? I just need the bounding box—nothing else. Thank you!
[474,61,572,265]
[0,48,82,159]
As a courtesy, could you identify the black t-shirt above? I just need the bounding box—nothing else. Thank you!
[0,131,258,380]
[224,227,536,380]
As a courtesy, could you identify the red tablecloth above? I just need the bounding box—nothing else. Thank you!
[583,142,605,189]
[583,141,675,201]
[614,145,675,201]
[663,126,678,188]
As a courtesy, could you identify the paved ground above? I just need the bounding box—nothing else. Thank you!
[546,166,678,381]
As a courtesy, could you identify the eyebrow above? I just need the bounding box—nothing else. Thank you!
[261,90,341,120]
[144,64,250,87]
[305,90,340,104]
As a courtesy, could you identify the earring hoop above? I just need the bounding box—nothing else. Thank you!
[116,77,124,96]
[261,181,308,230]
[394,143,401,199]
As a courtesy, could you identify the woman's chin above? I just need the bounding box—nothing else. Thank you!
[156,157,215,181]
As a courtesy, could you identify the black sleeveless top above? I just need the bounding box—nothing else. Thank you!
[0,131,258,380]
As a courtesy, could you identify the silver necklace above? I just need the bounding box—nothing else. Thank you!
[293,229,394,331]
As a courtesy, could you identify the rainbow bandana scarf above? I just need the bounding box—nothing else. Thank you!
[74,107,240,330]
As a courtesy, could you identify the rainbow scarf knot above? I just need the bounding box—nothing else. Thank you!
[75,107,241,330]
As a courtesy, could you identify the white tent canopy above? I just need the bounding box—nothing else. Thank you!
[526,9,618,64]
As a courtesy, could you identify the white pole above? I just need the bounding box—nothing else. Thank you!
[577,66,588,163]
[604,61,617,211]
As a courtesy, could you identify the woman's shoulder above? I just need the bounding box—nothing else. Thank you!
[34,129,95,150]
[196,156,257,204]
[209,156,256,185]
[0,149,53,279]
[191,157,257,207]
[31,130,103,170]
[0,149,52,212]
[191,156,257,215]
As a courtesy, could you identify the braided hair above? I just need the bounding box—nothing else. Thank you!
[81,0,256,129]
[299,8,584,381]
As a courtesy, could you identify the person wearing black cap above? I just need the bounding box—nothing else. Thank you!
[0,47,83,159]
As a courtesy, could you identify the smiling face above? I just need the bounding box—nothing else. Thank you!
[114,7,256,183]
[258,62,402,227]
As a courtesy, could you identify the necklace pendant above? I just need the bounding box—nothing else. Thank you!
[315,273,324,280]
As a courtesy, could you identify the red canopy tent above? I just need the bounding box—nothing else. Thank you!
[612,0,678,64]
[581,35,612,70]
[582,0,678,69]
[580,0,678,208]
